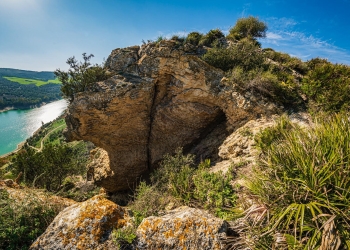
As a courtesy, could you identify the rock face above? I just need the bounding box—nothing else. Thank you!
[65,40,279,192]
[30,195,128,250]
[136,206,228,250]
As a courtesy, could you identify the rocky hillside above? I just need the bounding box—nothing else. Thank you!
[64,40,279,192]
[3,17,350,249]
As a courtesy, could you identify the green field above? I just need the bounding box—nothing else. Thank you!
[3,76,61,86]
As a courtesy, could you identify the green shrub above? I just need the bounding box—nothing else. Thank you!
[112,225,137,249]
[254,115,295,152]
[130,181,176,218]
[249,113,350,249]
[302,59,350,112]
[10,143,88,192]
[55,53,111,102]
[227,16,267,41]
[151,148,195,189]
[170,35,185,43]
[193,161,236,219]
[203,38,263,72]
[185,32,203,46]
[202,47,235,71]
[229,66,303,108]
[199,29,225,47]
[264,50,308,75]
[0,189,63,250]
[133,149,237,219]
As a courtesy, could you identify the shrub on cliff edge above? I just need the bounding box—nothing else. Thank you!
[55,53,110,102]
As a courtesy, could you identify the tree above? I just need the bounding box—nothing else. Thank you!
[227,16,267,41]
[55,53,110,102]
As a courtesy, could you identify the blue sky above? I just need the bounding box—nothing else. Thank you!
[0,0,349,71]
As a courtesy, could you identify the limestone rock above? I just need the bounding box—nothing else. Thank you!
[30,195,128,250]
[65,41,279,192]
[86,147,114,191]
[136,206,228,250]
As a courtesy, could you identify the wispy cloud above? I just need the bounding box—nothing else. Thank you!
[261,17,350,65]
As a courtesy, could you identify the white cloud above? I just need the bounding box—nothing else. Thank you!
[260,17,350,65]
[266,32,283,40]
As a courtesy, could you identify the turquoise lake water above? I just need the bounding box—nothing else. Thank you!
[0,99,68,156]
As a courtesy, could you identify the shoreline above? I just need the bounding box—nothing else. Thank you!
[0,107,15,113]
[0,141,26,158]
[0,99,67,158]
[0,98,62,114]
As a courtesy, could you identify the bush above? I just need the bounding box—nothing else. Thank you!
[0,189,63,250]
[185,32,203,46]
[55,53,110,102]
[254,115,294,152]
[193,160,236,218]
[202,47,236,71]
[264,49,308,75]
[199,29,225,47]
[112,225,137,249]
[10,143,89,192]
[227,16,267,41]
[249,113,350,249]
[203,38,263,72]
[302,59,350,112]
[133,149,237,219]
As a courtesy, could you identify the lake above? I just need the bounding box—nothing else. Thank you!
[0,99,68,156]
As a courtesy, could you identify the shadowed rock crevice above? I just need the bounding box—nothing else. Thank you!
[186,110,228,164]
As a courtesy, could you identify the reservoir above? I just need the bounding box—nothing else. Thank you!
[0,99,68,156]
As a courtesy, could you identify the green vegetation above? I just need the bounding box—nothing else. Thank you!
[249,114,350,249]
[227,16,267,41]
[0,68,61,110]
[302,58,350,112]
[130,149,236,220]
[185,31,203,46]
[1,117,96,198]
[27,118,66,148]
[4,77,61,87]
[113,149,237,248]
[0,189,64,250]
[112,225,137,249]
[198,28,225,47]
[55,53,111,102]
[9,142,88,192]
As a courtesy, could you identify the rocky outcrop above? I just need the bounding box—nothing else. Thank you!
[65,40,279,192]
[136,206,229,249]
[30,195,129,250]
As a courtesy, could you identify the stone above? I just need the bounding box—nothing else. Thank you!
[65,41,279,192]
[30,195,129,250]
[136,206,228,250]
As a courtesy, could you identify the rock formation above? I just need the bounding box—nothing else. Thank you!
[65,40,279,192]
[136,206,228,249]
[30,195,129,250]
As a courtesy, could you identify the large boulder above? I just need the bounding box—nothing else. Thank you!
[30,195,129,250]
[136,206,229,249]
[65,41,278,192]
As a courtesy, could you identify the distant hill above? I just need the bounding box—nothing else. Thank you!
[0,68,56,81]
[0,68,62,110]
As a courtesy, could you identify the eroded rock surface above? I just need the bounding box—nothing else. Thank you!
[136,206,228,250]
[65,40,279,192]
[30,195,128,250]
